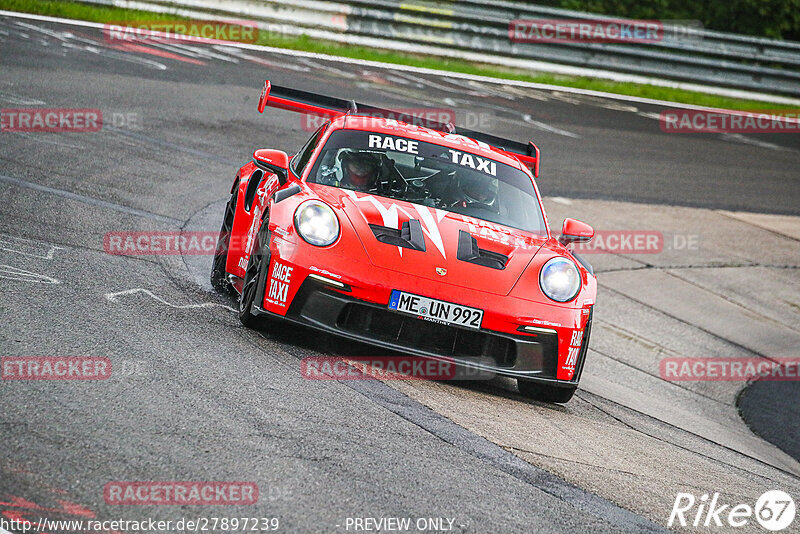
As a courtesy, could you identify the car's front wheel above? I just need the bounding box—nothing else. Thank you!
[517,380,576,403]
[211,184,238,294]
[239,225,271,329]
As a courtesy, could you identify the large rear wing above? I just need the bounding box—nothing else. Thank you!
[257,80,540,178]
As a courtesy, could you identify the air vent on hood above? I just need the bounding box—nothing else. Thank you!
[369,219,426,252]
[457,230,508,270]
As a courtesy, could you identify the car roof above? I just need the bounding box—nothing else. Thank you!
[328,115,528,172]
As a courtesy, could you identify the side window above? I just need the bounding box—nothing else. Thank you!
[290,123,327,178]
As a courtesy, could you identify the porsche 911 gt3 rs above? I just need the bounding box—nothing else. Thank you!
[211,81,597,403]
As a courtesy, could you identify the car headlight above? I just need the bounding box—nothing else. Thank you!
[539,257,581,302]
[294,200,339,247]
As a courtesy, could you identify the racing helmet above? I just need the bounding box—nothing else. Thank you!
[340,151,381,189]
[458,173,498,205]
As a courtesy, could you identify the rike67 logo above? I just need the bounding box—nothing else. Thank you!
[669,490,795,531]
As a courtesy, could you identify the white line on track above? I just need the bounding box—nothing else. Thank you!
[0,264,60,284]
[0,174,182,225]
[9,131,86,149]
[214,45,311,71]
[149,40,240,62]
[105,288,236,312]
[521,114,582,139]
[0,234,63,259]
[3,9,800,110]
[720,133,796,152]
[11,17,169,70]
[0,90,46,105]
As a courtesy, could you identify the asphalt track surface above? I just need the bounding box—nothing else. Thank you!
[1,13,800,534]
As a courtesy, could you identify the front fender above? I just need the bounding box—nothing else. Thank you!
[226,161,281,278]
[508,238,597,310]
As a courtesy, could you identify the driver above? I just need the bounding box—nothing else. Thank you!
[453,173,498,210]
[340,151,381,191]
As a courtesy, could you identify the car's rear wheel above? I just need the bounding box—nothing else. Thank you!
[517,380,576,403]
[211,184,238,294]
[238,225,271,328]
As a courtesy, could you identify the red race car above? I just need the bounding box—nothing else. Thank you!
[212,81,597,403]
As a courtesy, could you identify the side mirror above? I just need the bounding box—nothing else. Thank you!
[559,218,594,246]
[253,149,289,185]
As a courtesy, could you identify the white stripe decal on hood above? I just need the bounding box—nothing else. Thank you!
[345,191,447,259]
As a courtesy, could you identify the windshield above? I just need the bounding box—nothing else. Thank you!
[306,129,546,234]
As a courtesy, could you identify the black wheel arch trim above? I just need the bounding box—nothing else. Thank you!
[252,224,272,311]
[244,169,265,212]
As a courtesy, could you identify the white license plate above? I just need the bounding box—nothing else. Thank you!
[388,290,483,330]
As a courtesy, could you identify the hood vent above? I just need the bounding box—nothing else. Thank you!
[370,219,426,252]
[457,230,508,270]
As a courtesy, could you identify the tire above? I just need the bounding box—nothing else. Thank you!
[518,380,576,403]
[238,224,271,329]
[520,309,592,404]
[211,185,238,294]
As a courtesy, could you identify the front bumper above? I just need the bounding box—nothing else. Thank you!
[254,276,591,387]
